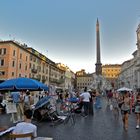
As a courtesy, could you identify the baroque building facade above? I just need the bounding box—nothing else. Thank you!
[76,69,93,91]
[102,64,121,79]
[118,24,140,91]
[0,41,30,80]
[0,40,66,90]
[102,64,121,88]
[57,63,75,90]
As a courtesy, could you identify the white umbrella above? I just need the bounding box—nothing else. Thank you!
[117,87,132,92]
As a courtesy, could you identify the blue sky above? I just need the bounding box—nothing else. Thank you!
[0,0,140,73]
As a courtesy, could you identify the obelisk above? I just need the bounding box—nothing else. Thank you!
[95,18,102,75]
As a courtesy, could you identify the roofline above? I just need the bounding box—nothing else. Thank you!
[0,40,30,53]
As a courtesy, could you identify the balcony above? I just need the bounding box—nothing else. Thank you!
[50,78,65,84]
[58,78,65,84]
[31,68,38,73]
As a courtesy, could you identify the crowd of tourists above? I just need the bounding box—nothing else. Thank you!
[0,87,140,139]
[106,90,140,131]
[56,88,140,131]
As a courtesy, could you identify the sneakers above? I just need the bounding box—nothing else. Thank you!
[136,125,139,129]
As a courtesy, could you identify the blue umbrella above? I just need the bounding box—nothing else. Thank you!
[0,77,49,91]
[68,97,79,103]
[34,96,51,110]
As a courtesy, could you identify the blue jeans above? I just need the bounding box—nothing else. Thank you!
[83,102,90,116]
[95,97,101,109]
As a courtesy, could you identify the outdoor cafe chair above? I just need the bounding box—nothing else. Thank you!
[8,132,33,140]
[34,137,53,140]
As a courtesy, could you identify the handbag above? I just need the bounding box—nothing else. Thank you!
[118,102,123,108]
[110,104,113,110]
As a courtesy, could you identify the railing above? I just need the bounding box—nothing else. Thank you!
[31,68,38,73]
[50,78,64,84]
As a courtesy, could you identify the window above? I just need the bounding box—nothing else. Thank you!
[13,50,16,56]
[46,69,48,74]
[19,63,21,69]
[38,66,41,72]
[33,64,35,69]
[0,48,6,55]
[20,53,22,59]
[30,55,32,61]
[26,56,28,61]
[0,71,5,75]
[3,48,6,54]
[12,61,15,67]
[12,72,14,76]
[43,65,45,73]
[46,76,48,80]
[33,57,36,62]
[19,74,21,77]
[25,65,27,70]
[38,74,41,79]
[29,63,31,68]
[0,59,4,66]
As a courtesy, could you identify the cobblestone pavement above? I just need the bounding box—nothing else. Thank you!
[1,98,140,140]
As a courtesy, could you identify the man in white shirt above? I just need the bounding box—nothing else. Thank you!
[13,109,37,140]
[80,87,91,117]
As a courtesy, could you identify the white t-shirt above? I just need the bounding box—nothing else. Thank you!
[13,122,37,140]
[80,92,91,102]
[24,96,30,103]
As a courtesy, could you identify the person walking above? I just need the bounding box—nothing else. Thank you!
[88,90,94,115]
[121,91,131,131]
[0,92,5,113]
[107,90,113,105]
[80,87,91,117]
[18,91,24,120]
[11,91,23,123]
[112,92,119,119]
[95,91,102,109]
[24,91,32,111]
[134,92,140,129]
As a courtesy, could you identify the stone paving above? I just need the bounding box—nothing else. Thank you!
[0,98,140,140]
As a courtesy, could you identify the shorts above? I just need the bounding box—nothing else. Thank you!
[135,106,140,113]
[121,110,130,115]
